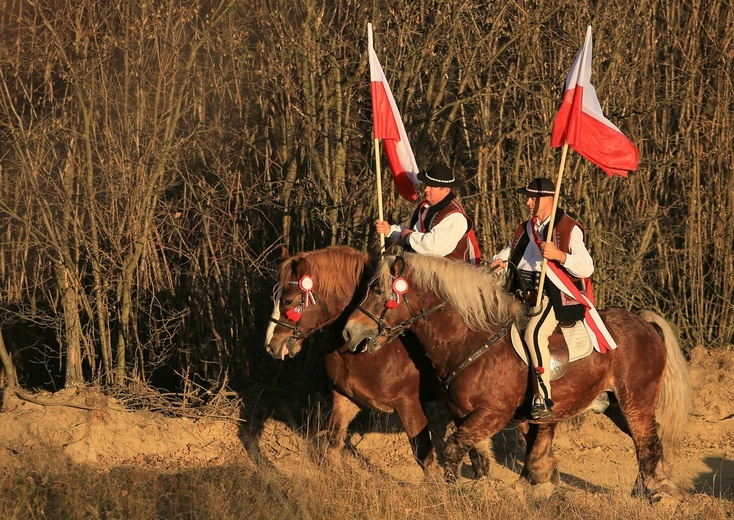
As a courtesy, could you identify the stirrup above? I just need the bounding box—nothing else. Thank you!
[530,396,554,420]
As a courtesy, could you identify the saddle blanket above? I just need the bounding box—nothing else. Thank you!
[510,321,594,381]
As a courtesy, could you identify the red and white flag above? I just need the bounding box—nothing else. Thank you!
[550,26,638,177]
[368,23,419,201]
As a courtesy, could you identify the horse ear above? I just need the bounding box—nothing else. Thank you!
[288,257,301,278]
[290,257,313,281]
[274,247,291,273]
[391,255,405,277]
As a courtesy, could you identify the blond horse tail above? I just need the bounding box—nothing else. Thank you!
[638,310,692,462]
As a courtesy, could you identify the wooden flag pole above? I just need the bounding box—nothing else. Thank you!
[374,134,385,251]
[534,142,569,310]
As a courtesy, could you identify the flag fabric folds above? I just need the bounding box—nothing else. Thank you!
[550,26,639,177]
[368,23,419,201]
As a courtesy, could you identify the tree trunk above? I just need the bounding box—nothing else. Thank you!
[55,266,84,388]
[0,330,18,388]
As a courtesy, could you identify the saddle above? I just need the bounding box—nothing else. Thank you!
[510,321,594,381]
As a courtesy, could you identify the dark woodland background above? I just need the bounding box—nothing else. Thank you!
[0,0,731,402]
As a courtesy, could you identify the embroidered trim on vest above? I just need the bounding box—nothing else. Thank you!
[413,197,481,264]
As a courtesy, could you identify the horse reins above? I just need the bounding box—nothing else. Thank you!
[356,258,512,390]
[359,285,511,391]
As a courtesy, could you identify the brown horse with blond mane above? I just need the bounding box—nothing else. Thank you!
[264,245,492,477]
[342,252,691,496]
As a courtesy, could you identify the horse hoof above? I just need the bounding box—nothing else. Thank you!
[526,482,556,501]
[473,468,490,480]
[513,477,531,490]
[550,467,561,485]
[423,470,443,484]
[422,461,443,481]
[651,491,683,512]
[658,482,686,499]
[650,481,686,502]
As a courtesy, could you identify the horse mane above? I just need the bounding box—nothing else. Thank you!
[277,245,369,305]
[379,253,527,331]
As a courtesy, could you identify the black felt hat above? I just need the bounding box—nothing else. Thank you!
[517,177,556,197]
[416,164,462,188]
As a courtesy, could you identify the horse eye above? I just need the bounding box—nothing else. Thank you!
[372,285,384,296]
[282,298,294,306]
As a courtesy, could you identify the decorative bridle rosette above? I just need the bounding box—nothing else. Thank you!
[299,275,316,306]
[299,275,314,292]
[285,305,303,322]
[385,277,409,309]
[392,277,408,295]
[284,275,316,322]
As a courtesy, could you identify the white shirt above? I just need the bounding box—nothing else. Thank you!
[493,215,593,278]
[387,210,468,257]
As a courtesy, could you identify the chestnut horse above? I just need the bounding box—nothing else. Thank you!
[264,245,491,477]
[342,253,691,496]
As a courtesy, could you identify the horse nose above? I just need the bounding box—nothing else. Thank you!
[265,343,278,359]
[342,325,362,352]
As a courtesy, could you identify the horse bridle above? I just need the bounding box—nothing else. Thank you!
[270,280,337,346]
[357,274,513,389]
[355,266,447,346]
[356,259,513,390]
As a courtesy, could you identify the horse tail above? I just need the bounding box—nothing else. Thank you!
[638,310,692,459]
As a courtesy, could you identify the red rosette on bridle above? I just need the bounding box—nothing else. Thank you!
[385,277,409,309]
[298,275,316,307]
[285,305,303,322]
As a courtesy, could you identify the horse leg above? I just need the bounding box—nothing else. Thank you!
[628,416,671,497]
[443,412,503,483]
[326,391,361,453]
[467,441,493,479]
[602,395,632,436]
[517,421,533,484]
[408,425,440,478]
[614,389,671,497]
[393,399,439,477]
[453,416,492,479]
[629,417,671,497]
[518,422,560,486]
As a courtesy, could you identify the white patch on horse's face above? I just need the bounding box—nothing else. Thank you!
[264,288,282,347]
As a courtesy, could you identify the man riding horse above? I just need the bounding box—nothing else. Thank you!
[489,177,594,420]
[375,163,481,264]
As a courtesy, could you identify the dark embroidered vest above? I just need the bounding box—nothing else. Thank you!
[409,194,481,265]
[509,209,587,321]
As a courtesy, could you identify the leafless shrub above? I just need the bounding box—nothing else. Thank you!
[0,0,731,393]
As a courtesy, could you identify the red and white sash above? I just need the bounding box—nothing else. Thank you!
[529,221,617,353]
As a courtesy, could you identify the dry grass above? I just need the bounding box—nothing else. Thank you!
[0,445,730,520]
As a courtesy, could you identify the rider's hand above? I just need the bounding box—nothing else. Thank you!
[489,258,507,271]
[375,219,391,236]
[539,242,567,263]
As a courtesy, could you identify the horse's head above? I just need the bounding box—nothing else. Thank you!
[343,254,429,353]
[343,252,527,353]
[265,249,323,359]
[265,246,367,359]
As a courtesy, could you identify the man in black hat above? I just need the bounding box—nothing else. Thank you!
[375,163,481,265]
[489,177,594,420]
